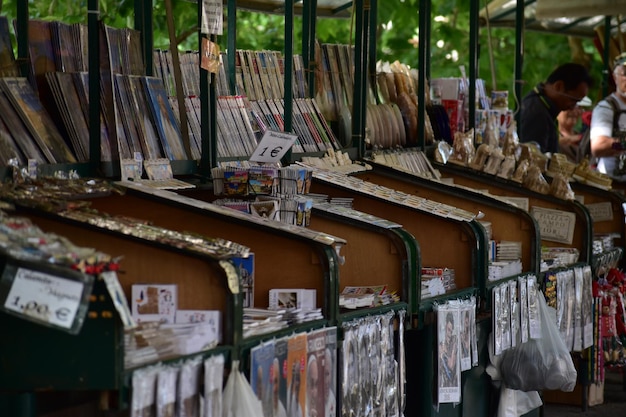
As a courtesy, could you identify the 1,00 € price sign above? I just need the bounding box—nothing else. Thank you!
[3,267,84,329]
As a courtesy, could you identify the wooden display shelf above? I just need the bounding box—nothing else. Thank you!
[355,162,541,278]
[0,204,237,393]
[307,173,487,307]
[433,162,593,265]
[76,183,343,324]
[309,204,419,317]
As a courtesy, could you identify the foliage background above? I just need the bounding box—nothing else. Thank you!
[0,0,607,106]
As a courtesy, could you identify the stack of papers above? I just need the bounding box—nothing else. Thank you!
[488,259,523,281]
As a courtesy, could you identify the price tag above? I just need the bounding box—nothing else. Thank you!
[249,130,298,163]
[3,267,85,330]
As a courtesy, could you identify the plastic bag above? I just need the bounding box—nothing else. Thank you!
[500,294,577,392]
[497,387,542,417]
[222,361,264,417]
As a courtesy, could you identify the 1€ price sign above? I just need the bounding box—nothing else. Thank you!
[3,267,84,330]
[249,130,298,163]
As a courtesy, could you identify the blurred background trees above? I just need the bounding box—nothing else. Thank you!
[0,0,605,104]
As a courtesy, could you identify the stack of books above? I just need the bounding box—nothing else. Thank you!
[339,284,399,309]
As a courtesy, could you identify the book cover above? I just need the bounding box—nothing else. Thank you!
[273,336,289,417]
[286,332,307,417]
[250,340,275,417]
[232,253,255,308]
[437,305,461,403]
[0,113,25,165]
[129,75,163,160]
[72,72,114,162]
[0,77,76,163]
[113,74,144,157]
[306,328,326,417]
[0,91,45,163]
[142,76,188,161]
[46,72,90,161]
[323,327,337,417]
[24,19,56,95]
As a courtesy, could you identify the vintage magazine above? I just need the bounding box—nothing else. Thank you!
[437,303,461,404]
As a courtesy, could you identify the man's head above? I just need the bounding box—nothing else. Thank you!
[545,63,592,111]
[445,312,454,344]
[613,53,626,98]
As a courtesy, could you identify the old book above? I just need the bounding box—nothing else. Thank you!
[238,49,255,100]
[142,76,188,160]
[114,74,144,158]
[0,91,46,164]
[24,20,56,95]
[286,333,307,417]
[0,112,26,165]
[255,51,275,99]
[246,50,266,100]
[216,97,238,157]
[45,72,89,161]
[72,72,114,162]
[130,75,163,160]
[50,21,78,73]
[0,77,76,163]
[291,98,317,152]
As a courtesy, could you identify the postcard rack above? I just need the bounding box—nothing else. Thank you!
[0,201,244,416]
[306,169,492,417]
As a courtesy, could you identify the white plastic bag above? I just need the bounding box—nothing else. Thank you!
[222,360,264,417]
[497,387,542,417]
[500,294,577,392]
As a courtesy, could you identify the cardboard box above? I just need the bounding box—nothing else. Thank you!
[131,284,177,323]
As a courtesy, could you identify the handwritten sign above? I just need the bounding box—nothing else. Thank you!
[2,267,86,331]
[530,206,576,244]
[201,0,223,35]
[585,201,613,223]
[249,130,298,163]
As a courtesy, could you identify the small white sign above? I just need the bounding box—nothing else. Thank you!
[3,268,84,329]
[249,130,298,163]
[201,0,223,35]
[530,206,576,244]
[585,201,613,222]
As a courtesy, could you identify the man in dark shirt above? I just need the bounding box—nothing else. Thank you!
[520,63,592,154]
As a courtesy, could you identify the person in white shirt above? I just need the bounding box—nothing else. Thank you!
[590,52,626,181]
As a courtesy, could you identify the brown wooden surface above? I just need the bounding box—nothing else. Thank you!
[356,170,538,274]
[308,214,405,296]
[435,165,590,256]
[309,179,478,291]
[82,192,329,310]
[13,211,229,313]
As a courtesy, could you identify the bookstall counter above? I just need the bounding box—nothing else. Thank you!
[355,160,541,292]
[305,169,491,417]
[0,197,245,415]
